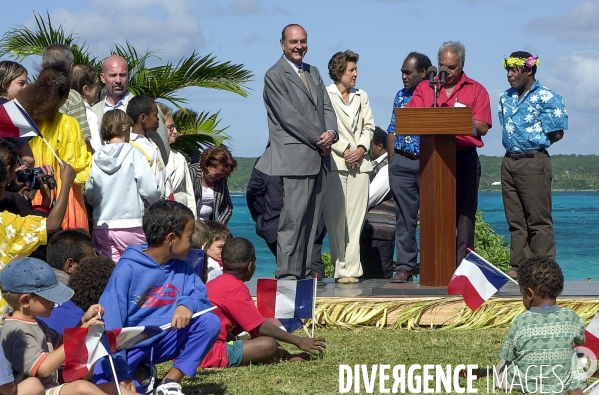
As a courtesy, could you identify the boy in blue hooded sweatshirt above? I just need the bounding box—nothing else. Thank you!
[95,200,220,395]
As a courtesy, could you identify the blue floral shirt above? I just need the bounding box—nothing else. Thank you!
[387,88,419,154]
[499,80,568,153]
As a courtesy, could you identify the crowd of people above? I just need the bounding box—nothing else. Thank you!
[0,21,579,394]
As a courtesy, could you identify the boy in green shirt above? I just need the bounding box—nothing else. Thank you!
[497,256,586,393]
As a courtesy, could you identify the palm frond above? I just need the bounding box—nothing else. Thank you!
[128,52,253,104]
[112,41,158,79]
[171,109,230,159]
[0,11,96,66]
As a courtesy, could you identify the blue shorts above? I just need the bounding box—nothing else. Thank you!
[226,340,243,367]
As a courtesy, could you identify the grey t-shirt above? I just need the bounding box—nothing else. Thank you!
[0,316,62,389]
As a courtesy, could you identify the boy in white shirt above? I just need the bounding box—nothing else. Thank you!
[126,95,172,199]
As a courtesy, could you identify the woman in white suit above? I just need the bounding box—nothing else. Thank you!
[324,50,375,283]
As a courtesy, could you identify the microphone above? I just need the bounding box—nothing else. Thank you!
[439,66,449,86]
[427,66,438,85]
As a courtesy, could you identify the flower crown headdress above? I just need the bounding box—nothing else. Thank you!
[502,55,540,70]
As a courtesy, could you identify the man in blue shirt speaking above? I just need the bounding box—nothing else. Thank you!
[499,51,568,278]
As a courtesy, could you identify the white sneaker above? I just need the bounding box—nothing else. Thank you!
[155,382,185,395]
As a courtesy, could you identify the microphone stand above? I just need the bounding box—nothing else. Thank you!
[428,79,446,108]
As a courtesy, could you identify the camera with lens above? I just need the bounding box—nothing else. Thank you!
[16,167,57,190]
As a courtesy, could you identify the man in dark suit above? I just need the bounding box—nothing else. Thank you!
[255,24,337,279]
[246,162,327,279]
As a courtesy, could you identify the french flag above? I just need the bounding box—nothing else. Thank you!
[0,99,40,138]
[104,325,162,353]
[256,278,315,332]
[63,325,161,382]
[583,313,599,360]
[447,251,510,311]
[63,325,109,382]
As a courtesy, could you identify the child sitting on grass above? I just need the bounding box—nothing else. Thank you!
[200,237,326,369]
[203,221,232,282]
[496,256,587,393]
[0,257,136,395]
[96,200,219,395]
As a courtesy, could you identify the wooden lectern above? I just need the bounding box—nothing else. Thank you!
[395,107,474,287]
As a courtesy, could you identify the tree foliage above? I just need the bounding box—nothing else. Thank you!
[479,154,599,191]
[0,11,254,157]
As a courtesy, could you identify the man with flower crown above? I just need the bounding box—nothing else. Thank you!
[499,51,568,278]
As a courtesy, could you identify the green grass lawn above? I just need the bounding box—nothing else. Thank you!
[154,327,592,395]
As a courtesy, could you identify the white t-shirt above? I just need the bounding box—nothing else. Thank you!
[198,185,214,221]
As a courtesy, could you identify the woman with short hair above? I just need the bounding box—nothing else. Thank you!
[324,50,375,283]
[189,147,237,224]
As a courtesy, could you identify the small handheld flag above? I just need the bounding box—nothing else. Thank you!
[0,99,62,164]
[583,313,599,360]
[63,325,108,382]
[63,325,161,382]
[0,99,40,139]
[447,251,513,311]
[256,278,316,334]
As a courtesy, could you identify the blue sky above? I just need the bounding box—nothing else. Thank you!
[2,0,598,157]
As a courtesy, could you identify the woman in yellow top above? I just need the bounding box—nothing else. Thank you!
[324,50,375,283]
[18,66,92,231]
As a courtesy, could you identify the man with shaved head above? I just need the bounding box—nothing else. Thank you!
[92,54,170,165]
[92,55,133,117]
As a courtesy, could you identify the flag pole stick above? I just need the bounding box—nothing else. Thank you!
[311,276,318,338]
[302,325,311,338]
[12,100,62,165]
[159,306,216,330]
[584,378,599,393]
[40,135,63,165]
[467,248,519,285]
[107,355,123,395]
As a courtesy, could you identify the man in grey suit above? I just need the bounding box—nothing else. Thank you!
[255,24,338,280]
[92,54,170,165]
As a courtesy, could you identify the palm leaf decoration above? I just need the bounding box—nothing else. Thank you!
[171,109,230,160]
[0,11,97,66]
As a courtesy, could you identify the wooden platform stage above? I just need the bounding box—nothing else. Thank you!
[246,279,599,329]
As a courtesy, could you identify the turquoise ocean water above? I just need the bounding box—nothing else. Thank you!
[227,191,599,281]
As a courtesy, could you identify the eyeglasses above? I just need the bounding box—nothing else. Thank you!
[165,124,176,131]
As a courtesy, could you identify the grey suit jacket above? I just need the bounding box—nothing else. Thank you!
[255,56,337,177]
[92,93,171,165]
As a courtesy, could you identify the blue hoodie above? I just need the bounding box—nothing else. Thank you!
[99,244,213,349]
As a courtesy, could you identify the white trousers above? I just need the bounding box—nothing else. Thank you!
[322,169,369,278]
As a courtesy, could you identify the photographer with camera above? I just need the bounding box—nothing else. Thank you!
[0,140,77,266]
[0,139,55,217]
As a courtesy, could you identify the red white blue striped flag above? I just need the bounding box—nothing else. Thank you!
[256,278,315,319]
[63,325,161,382]
[0,99,40,138]
[447,251,510,311]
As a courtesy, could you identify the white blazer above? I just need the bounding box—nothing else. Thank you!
[327,84,374,172]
